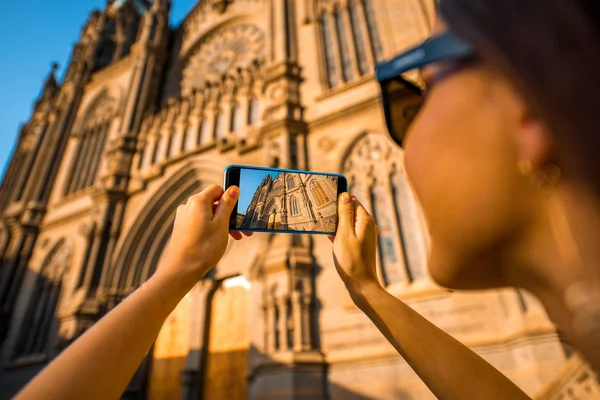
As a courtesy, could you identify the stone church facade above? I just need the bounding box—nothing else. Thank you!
[240,172,338,232]
[0,0,593,399]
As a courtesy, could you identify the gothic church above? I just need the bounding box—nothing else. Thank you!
[240,173,338,232]
[0,0,590,399]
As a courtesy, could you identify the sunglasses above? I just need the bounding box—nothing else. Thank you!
[375,31,476,147]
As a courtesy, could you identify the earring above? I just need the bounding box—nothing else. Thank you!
[518,160,533,176]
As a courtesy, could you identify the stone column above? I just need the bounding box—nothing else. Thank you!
[181,280,213,400]
[292,291,303,351]
[277,295,288,351]
[265,296,276,352]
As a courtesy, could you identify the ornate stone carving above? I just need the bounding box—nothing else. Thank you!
[182,24,265,94]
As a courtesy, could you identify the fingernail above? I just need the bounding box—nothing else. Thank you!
[341,193,351,204]
[230,187,239,198]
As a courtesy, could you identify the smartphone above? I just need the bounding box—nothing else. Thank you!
[224,165,348,235]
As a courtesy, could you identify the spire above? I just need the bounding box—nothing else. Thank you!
[36,62,60,107]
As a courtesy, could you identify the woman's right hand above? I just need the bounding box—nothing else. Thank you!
[329,193,382,301]
[158,185,241,283]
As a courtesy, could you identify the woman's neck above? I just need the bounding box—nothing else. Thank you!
[509,182,600,370]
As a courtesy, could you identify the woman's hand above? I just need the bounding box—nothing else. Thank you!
[329,193,382,299]
[159,185,248,282]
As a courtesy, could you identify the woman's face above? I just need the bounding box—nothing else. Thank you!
[403,20,540,289]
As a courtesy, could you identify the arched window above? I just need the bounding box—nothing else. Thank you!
[287,175,296,189]
[66,122,110,194]
[290,196,299,215]
[334,6,353,82]
[342,134,429,286]
[231,103,244,132]
[65,93,114,195]
[14,241,70,359]
[321,13,338,88]
[363,0,383,62]
[349,0,370,75]
[310,180,329,207]
[248,97,260,126]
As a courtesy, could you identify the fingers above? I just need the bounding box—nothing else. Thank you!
[214,186,240,222]
[354,198,377,238]
[229,231,243,240]
[229,231,254,240]
[336,193,356,237]
[187,185,225,216]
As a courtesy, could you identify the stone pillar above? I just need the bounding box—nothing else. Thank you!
[277,295,289,351]
[180,280,213,400]
[292,291,303,352]
[265,296,276,352]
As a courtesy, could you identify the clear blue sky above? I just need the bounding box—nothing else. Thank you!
[0,0,197,181]
[238,170,278,214]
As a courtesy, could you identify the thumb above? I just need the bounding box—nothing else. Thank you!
[214,186,240,223]
[336,193,355,236]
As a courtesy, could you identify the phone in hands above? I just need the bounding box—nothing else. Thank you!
[224,165,348,235]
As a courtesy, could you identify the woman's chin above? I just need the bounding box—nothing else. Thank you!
[428,248,501,291]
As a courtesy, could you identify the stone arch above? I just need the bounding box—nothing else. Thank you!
[110,158,226,292]
[341,132,429,285]
[13,238,71,358]
[74,88,119,132]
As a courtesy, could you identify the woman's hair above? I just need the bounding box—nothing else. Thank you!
[440,0,600,189]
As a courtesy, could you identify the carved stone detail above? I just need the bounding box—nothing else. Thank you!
[182,24,265,94]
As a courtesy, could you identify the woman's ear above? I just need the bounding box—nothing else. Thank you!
[517,116,555,169]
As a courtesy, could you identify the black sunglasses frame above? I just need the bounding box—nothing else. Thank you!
[376,31,476,147]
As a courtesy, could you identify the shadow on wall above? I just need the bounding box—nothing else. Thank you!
[0,323,418,400]
[149,346,417,400]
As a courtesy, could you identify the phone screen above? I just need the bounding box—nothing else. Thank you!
[227,166,346,234]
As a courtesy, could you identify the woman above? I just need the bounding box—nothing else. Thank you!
[331,0,600,396]
[15,0,599,399]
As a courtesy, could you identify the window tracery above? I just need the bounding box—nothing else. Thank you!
[65,93,114,195]
[310,180,329,207]
[343,134,429,286]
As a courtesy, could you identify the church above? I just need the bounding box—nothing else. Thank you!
[239,172,338,232]
[0,0,595,399]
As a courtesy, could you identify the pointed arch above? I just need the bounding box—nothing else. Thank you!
[341,132,429,286]
[14,238,71,359]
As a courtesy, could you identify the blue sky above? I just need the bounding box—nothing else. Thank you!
[237,170,278,214]
[0,0,197,181]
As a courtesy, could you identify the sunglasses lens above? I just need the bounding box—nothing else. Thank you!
[383,79,423,147]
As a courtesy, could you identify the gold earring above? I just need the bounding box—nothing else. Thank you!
[518,160,533,176]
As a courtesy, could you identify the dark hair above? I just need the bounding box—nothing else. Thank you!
[440,0,600,189]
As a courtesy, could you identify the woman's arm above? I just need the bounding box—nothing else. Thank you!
[15,185,245,400]
[330,193,530,400]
